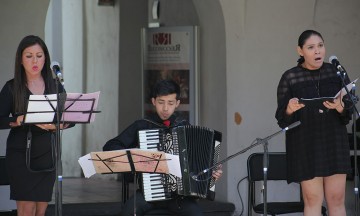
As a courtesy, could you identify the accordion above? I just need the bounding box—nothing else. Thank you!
[138,125,222,202]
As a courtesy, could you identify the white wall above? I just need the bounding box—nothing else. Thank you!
[50,0,120,178]
[82,1,120,179]
[0,0,49,210]
[0,0,48,155]
[191,0,228,202]
[54,0,85,177]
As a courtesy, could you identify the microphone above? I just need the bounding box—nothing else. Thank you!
[329,56,346,72]
[50,61,64,85]
[190,169,209,181]
[190,172,198,180]
[283,121,301,131]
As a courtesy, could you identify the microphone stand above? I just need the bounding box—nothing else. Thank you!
[192,121,301,216]
[260,139,269,216]
[53,76,64,216]
[337,71,359,215]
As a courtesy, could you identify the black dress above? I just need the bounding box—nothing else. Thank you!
[0,79,62,201]
[275,63,352,183]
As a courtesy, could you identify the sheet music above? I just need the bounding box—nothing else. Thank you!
[334,78,358,98]
[24,94,58,123]
[78,153,97,178]
[129,150,181,177]
[300,78,359,106]
[78,149,182,178]
[165,153,182,177]
[61,91,100,123]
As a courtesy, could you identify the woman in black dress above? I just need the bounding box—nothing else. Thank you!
[0,35,69,216]
[275,30,352,215]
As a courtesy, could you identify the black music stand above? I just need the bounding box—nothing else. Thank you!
[79,149,180,216]
[85,149,177,175]
[337,74,360,215]
[23,91,101,216]
[23,93,66,124]
[24,92,101,123]
[60,92,101,123]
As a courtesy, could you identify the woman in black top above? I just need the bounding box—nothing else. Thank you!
[275,30,351,215]
[0,35,69,216]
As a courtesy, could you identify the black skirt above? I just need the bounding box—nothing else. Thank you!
[6,129,56,202]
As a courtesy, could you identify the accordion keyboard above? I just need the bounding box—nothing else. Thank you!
[139,129,171,201]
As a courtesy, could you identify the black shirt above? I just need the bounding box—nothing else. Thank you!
[103,113,189,151]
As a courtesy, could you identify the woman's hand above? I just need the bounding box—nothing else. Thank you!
[9,115,24,127]
[35,123,69,131]
[323,97,344,113]
[36,124,56,131]
[286,98,305,115]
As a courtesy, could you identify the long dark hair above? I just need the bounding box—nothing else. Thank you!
[297,30,324,65]
[13,35,56,113]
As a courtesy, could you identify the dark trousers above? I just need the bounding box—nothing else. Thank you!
[121,190,203,216]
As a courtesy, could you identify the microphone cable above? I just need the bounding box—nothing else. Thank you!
[236,176,247,216]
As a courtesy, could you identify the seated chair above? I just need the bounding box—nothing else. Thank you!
[0,156,9,185]
[1,156,17,215]
[121,173,235,216]
[247,152,327,216]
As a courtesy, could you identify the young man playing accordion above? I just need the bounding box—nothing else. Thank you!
[103,79,223,216]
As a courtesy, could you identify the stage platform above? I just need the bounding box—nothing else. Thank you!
[1,177,235,216]
[46,177,124,216]
[0,177,124,216]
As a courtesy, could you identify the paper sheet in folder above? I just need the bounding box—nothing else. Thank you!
[78,149,182,178]
[299,77,358,108]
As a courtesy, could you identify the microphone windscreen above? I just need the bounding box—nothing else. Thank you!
[50,61,60,70]
[329,56,337,64]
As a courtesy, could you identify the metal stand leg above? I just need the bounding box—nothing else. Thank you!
[262,140,269,216]
[133,172,137,216]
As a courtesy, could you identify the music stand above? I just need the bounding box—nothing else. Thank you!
[60,92,101,123]
[23,91,101,216]
[24,91,101,124]
[78,149,181,178]
[78,149,181,215]
[23,93,66,124]
[337,74,360,215]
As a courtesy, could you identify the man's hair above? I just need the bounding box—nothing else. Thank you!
[152,79,180,100]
